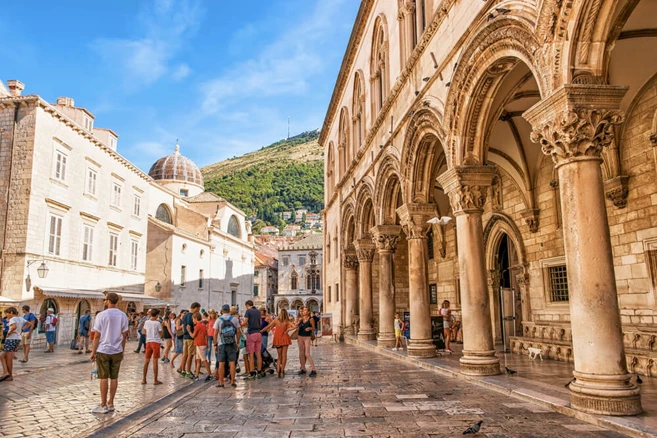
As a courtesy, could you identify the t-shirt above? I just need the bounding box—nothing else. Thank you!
[137,316,146,332]
[6,316,24,340]
[45,314,57,332]
[22,313,36,333]
[92,308,129,355]
[207,319,216,337]
[182,312,195,340]
[245,307,261,334]
[394,318,403,331]
[2,317,9,334]
[144,319,162,344]
[214,315,240,346]
[79,314,91,333]
[192,321,207,347]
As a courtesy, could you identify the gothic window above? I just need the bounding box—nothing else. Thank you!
[370,16,389,118]
[338,107,350,174]
[156,204,172,224]
[352,72,365,156]
[398,0,416,63]
[327,142,336,195]
[291,271,298,290]
[227,215,240,238]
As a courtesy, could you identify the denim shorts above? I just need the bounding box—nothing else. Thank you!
[175,337,183,354]
[45,331,56,344]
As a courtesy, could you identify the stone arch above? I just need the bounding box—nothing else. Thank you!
[370,13,390,121]
[443,18,546,167]
[291,298,304,310]
[277,299,289,312]
[155,203,173,225]
[374,151,403,225]
[400,107,448,203]
[338,107,351,175]
[352,70,366,157]
[354,177,375,239]
[483,213,527,273]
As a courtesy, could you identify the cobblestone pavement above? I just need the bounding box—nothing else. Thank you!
[0,341,195,437]
[121,343,627,438]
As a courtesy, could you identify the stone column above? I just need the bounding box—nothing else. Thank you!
[343,250,359,335]
[524,84,641,415]
[396,203,437,358]
[371,225,401,347]
[438,166,500,376]
[354,239,376,340]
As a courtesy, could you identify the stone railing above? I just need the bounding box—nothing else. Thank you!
[521,322,572,342]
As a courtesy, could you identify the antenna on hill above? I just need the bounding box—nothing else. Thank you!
[287,116,291,140]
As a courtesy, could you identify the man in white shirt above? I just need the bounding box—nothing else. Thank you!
[44,308,57,353]
[90,292,129,414]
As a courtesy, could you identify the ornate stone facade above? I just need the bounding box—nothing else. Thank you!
[321,0,657,415]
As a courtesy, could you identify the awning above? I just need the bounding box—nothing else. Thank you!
[0,296,18,303]
[115,292,170,307]
[38,288,105,300]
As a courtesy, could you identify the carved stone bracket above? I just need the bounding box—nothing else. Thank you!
[396,203,436,239]
[604,175,630,209]
[523,85,629,165]
[520,208,540,233]
[370,225,402,253]
[436,165,497,215]
[650,132,657,146]
[343,249,359,270]
[353,239,376,263]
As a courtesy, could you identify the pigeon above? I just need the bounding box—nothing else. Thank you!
[505,366,517,375]
[565,378,575,388]
[495,7,512,15]
[636,374,643,384]
[427,216,452,226]
[463,420,483,435]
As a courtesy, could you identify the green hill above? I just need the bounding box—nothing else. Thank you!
[201,130,324,228]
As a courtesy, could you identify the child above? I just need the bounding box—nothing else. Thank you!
[0,307,24,381]
[393,313,403,351]
[191,312,212,382]
[142,308,163,385]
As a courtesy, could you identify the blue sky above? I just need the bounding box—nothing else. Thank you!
[0,0,359,171]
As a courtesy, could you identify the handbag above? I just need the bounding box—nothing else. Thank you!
[287,327,299,340]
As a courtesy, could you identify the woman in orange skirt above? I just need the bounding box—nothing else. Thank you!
[261,308,296,378]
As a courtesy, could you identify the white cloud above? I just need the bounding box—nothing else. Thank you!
[90,0,201,89]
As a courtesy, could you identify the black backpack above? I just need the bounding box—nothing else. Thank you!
[220,317,237,345]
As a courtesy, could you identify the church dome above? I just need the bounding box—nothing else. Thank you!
[148,144,203,187]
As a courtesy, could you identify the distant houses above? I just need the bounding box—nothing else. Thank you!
[260,225,280,235]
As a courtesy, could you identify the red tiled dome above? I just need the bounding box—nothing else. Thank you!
[148,144,203,187]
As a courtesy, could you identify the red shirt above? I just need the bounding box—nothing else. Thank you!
[193,321,207,347]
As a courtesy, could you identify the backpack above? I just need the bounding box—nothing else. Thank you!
[51,316,58,327]
[220,317,236,345]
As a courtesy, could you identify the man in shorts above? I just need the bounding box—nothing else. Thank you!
[214,304,240,388]
[77,309,92,354]
[20,305,36,362]
[242,300,263,380]
[90,292,129,414]
[178,302,200,378]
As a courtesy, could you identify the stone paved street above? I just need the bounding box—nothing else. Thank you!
[0,341,194,437]
[117,343,627,438]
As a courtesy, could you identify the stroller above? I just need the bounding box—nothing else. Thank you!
[261,347,277,375]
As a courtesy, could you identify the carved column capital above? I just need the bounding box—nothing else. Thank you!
[353,239,376,262]
[370,225,401,253]
[520,208,540,233]
[396,203,436,239]
[523,84,628,165]
[604,175,630,209]
[436,165,497,215]
[342,249,359,270]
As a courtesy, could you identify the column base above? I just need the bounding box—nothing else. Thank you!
[569,371,642,416]
[377,332,395,347]
[358,327,376,341]
[344,325,355,335]
[407,339,437,358]
[459,350,500,376]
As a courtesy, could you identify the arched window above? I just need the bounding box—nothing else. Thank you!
[327,142,336,195]
[338,107,350,175]
[371,16,389,118]
[291,271,298,290]
[156,204,172,224]
[398,0,416,63]
[227,215,240,238]
[352,72,366,156]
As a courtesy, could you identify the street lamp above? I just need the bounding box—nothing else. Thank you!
[25,259,49,291]
[155,281,162,293]
[37,262,49,278]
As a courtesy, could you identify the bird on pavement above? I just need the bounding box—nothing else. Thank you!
[636,374,643,384]
[463,420,483,435]
[565,378,575,388]
[505,366,517,375]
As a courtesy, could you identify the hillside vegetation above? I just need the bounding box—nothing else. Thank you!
[201,130,324,227]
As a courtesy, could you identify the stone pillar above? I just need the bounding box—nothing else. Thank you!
[438,166,500,376]
[354,239,376,341]
[371,225,401,347]
[396,203,437,358]
[524,84,641,415]
[343,250,359,335]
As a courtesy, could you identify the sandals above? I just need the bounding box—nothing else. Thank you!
[0,375,10,382]
[19,359,28,363]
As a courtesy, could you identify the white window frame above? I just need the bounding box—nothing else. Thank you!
[53,150,67,182]
[108,232,119,267]
[109,136,117,150]
[130,240,138,271]
[181,265,187,287]
[111,182,122,208]
[133,194,141,217]
[86,167,97,196]
[82,224,94,262]
[180,189,189,197]
[47,214,63,256]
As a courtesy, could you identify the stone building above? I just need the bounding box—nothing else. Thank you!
[276,233,323,313]
[321,0,657,416]
[254,250,278,313]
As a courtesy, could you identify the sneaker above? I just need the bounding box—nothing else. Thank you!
[92,406,109,414]
[107,405,115,412]
[297,370,307,375]
[244,373,256,380]
[309,370,317,377]
[256,372,265,379]
[188,374,198,380]
[231,383,237,388]
[204,375,213,382]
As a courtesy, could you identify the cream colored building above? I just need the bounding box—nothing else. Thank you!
[321,0,657,416]
[276,233,323,313]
